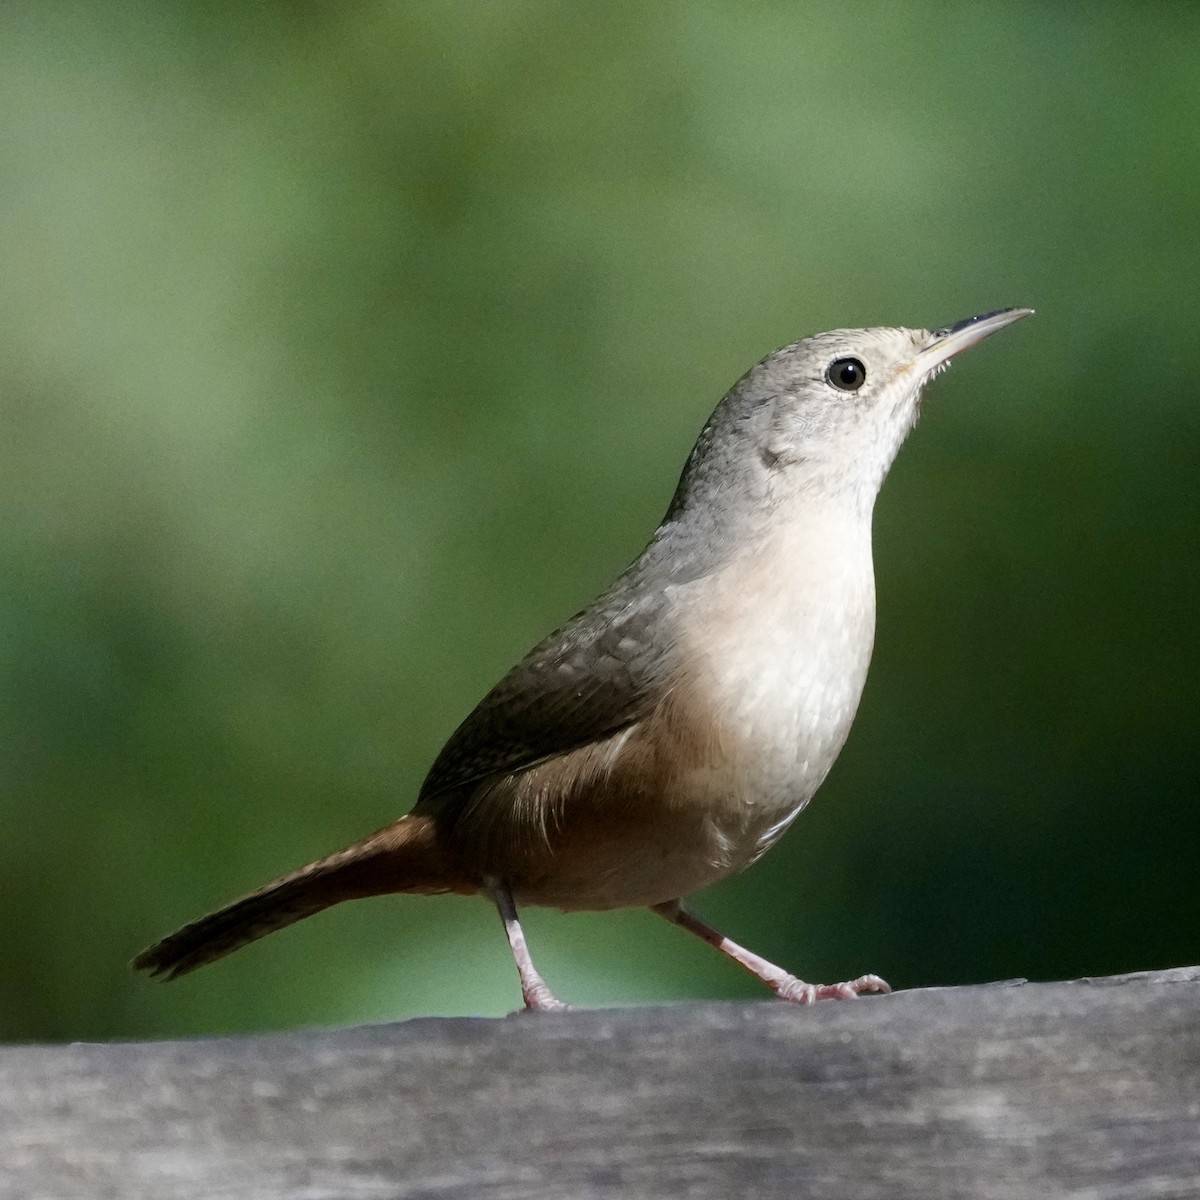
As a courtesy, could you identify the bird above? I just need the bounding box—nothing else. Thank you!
[134,307,1032,1011]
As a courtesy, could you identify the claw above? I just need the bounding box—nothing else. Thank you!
[774,972,891,1004]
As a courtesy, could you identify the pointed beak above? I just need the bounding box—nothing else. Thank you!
[915,307,1034,375]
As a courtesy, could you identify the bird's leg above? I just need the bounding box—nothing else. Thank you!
[651,901,890,1003]
[488,881,571,1012]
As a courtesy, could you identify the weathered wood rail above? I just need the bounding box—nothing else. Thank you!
[2,967,1199,1199]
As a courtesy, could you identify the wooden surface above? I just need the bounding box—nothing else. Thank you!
[3,967,1199,1199]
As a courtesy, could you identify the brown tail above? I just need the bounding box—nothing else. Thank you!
[132,814,474,980]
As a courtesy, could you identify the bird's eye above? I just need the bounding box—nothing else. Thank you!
[826,357,866,392]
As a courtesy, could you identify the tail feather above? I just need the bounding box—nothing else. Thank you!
[133,814,472,980]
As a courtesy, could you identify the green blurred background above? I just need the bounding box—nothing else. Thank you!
[1,2,1197,1043]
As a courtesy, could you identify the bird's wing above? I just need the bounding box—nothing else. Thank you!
[416,584,670,806]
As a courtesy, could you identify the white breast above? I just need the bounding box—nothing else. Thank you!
[670,512,877,869]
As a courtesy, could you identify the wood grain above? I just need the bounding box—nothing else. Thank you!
[3,967,1199,1199]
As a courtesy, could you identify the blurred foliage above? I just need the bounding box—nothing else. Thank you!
[0,1,1197,1042]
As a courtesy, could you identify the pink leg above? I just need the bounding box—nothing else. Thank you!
[652,901,890,1004]
[488,882,571,1012]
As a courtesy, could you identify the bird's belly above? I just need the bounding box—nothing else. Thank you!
[460,557,876,911]
[466,737,755,912]
[490,644,868,911]
[501,731,849,912]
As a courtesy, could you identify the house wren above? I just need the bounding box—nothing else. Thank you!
[135,307,1032,1010]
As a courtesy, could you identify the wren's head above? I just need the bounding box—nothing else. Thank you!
[666,309,1032,529]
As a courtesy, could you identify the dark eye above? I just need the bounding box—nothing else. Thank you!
[826,357,866,392]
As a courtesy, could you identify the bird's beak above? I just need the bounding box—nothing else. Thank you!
[915,307,1034,375]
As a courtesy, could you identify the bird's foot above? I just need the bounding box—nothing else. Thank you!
[773,972,891,1004]
[521,981,573,1012]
